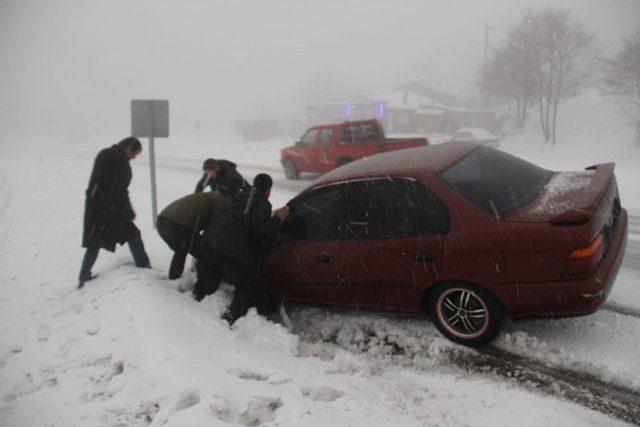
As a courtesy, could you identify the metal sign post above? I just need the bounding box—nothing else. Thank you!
[131,99,169,227]
[148,134,157,223]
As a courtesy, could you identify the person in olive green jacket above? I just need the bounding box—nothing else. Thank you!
[157,191,230,280]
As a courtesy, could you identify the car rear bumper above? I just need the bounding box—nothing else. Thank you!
[502,208,628,317]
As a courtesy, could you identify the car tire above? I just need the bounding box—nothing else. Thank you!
[428,282,504,346]
[282,158,299,180]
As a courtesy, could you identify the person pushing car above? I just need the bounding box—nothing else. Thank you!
[156,190,231,280]
[197,173,289,324]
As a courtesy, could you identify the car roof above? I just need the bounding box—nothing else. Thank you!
[309,141,479,188]
[310,119,380,130]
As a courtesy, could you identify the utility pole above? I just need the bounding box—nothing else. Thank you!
[481,24,493,110]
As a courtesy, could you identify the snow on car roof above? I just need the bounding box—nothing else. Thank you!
[309,142,479,188]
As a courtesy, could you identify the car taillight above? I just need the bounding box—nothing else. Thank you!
[563,233,606,278]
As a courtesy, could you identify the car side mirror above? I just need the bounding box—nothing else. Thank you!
[294,140,302,147]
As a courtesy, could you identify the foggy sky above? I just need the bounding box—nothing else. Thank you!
[1,0,638,138]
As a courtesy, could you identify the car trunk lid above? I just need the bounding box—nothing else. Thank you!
[508,163,620,239]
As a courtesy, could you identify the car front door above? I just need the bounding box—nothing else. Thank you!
[259,183,347,304]
[308,128,335,173]
[337,178,450,311]
[295,129,319,171]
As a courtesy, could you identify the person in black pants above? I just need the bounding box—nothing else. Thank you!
[156,191,230,280]
[198,174,289,324]
[78,137,150,288]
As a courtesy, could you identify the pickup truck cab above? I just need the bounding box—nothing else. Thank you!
[280,119,429,179]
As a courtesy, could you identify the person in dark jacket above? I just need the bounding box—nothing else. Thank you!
[198,173,289,324]
[78,137,150,288]
[157,190,230,280]
[195,158,250,196]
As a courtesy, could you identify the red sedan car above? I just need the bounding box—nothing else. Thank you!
[259,143,628,346]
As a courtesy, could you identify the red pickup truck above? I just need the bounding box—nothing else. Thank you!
[280,119,429,179]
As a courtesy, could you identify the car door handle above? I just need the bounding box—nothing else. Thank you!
[413,252,437,263]
[315,254,334,264]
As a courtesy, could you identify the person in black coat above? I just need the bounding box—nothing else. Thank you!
[195,158,250,196]
[78,137,150,288]
[197,174,289,323]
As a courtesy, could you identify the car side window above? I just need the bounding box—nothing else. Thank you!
[346,179,449,239]
[360,124,379,141]
[300,129,319,147]
[319,129,333,147]
[279,184,346,241]
[341,124,360,144]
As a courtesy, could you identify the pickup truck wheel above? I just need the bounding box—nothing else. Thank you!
[282,158,299,180]
[428,282,504,346]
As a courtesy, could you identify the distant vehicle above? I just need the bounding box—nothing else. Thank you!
[260,143,628,346]
[445,127,499,147]
[280,119,429,179]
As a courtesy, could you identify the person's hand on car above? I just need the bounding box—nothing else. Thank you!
[273,205,290,221]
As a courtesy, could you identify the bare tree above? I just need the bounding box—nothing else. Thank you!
[481,6,594,144]
[523,7,594,145]
[481,24,537,127]
[604,28,640,146]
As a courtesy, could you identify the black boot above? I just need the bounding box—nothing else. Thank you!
[77,273,98,289]
[221,310,239,326]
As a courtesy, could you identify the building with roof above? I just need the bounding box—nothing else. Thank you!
[304,83,497,135]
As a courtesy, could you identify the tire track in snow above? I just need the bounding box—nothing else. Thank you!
[290,307,640,425]
[464,347,640,426]
[603,302,640,319]
[623,240,640,271]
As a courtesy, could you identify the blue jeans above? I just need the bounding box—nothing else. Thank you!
[79,233,150,282]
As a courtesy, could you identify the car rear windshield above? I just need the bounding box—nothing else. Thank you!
[439,146,552,218]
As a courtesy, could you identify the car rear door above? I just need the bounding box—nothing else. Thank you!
[337,178,449,311]
[337,123,378,162]
[259,183,348,304]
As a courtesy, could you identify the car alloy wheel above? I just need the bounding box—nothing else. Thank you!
[437,288,489,339]
[428,282,503,346]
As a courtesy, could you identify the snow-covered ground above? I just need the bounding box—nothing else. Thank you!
[1,91,639,426]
